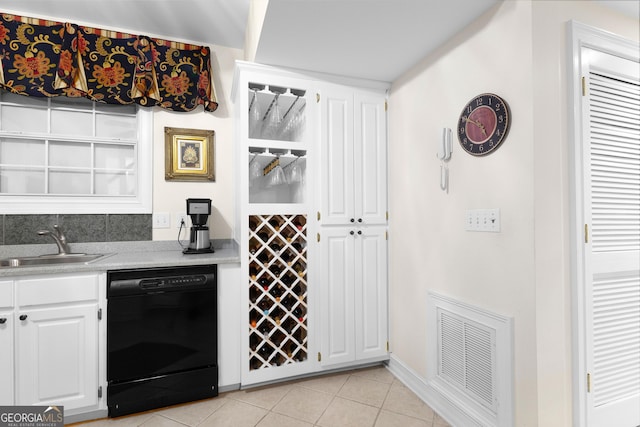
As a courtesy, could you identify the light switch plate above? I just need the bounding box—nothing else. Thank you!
[152,212,170,229]
[465,209,500,232]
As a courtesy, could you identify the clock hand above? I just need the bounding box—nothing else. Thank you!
[462,116,485,129]
[462,116,488,137]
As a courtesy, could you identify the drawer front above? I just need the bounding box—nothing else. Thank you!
[18,274,99,306]
[0,281,13,309]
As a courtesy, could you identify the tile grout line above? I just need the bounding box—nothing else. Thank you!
[317,371,356,427]
[371,374,395,427]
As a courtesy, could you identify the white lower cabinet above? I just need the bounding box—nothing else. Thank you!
[1,273,103,415]
[16,304,98,409]
[319,226,388,367]
[0,280,14,405]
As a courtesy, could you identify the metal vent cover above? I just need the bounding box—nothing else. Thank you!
[427,292,514,427]
[438,309,496,410]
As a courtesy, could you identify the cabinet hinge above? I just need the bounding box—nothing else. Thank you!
[316,93,320,103]
[582,76,587,96]
[317,233,321,242]
[386,211,389,221]
[587,373,591,393]
[98,386,103,398]
[385,231,388,240]
[317,211,321,221]
[584,224,589,243]
[384,100,388,111]
[317,352,322,362]
[386,341,389,352]
[98,308,102,320]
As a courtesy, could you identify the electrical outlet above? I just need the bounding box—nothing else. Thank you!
[152,212,170,229]
[177,213,188,228]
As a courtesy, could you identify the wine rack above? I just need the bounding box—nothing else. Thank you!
[248,214,308,370]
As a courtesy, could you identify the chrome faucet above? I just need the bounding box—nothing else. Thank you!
[38,225,71,255]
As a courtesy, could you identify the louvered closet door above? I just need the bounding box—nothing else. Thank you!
[583,48,640,427]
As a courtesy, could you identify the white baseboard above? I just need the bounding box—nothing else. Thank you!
[385,354,484,427]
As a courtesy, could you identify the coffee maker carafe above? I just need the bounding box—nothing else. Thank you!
[184,198,215,254]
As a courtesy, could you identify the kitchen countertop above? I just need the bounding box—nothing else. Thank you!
[0,239,240,278]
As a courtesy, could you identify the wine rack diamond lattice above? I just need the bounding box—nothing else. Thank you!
[248,214,307,370]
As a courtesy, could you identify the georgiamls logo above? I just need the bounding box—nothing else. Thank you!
[45,406,63,415]
[0,405,64,426]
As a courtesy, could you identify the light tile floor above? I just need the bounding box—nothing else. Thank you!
[72,366,451,427]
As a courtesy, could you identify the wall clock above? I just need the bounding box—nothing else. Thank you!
[457,93,511,156]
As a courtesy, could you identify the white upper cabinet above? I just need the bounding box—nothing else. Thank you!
[318,84,388,226]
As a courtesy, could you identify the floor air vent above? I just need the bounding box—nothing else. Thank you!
[427,292,513,427]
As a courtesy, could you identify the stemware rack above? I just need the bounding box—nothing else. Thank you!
[248,148,307,204]
[248,214,308,370]
[248,83,307,142]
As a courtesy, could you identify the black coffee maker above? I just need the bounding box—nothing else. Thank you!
[184,198,215,254]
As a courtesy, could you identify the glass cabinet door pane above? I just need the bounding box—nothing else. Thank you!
[49,170,91,194]
[0,169,45,193]
[51,110,93,136]
[95,171,135,195]
[94,144,135,169]
[96,114,137,139]
[0,138,45,165]
[1,105,47,133]
[49,141,91,167]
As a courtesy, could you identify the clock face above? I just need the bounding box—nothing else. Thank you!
[458,93,510,156]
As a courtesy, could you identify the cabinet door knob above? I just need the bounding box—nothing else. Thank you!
[349,230,355,235]
[357,230,362,235]
[19,314,28,321]
[358,218,363,223]
[0,318,6,324]
[350,218,355,223]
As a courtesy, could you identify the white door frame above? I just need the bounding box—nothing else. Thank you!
[567,20,640,427]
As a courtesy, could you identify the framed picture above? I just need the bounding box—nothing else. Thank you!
[164,127,215,181]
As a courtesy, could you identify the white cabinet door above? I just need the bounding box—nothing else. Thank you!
[0,280,14,405]
[16,304,98,410]
[354,90,388,226]
[319,226,388,367]
[0,311,13,405]
[319,85,387,226]
[319,85,355,225]
[320,228,356,365]
[355,226,388,360]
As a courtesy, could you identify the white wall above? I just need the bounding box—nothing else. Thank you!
[388,0,639,426]
[389,1,537,424]
[151,44,243,241]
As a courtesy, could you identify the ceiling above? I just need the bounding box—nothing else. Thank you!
[0,0,637,83]
[256,0,499,82]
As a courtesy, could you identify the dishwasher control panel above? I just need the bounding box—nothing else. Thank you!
[108,265,216,297]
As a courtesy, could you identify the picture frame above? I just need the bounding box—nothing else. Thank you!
[164,127,215,181]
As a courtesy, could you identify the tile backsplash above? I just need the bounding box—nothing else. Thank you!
[0,214,152,245]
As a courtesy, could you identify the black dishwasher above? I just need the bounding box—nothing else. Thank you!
[107,265,218,417]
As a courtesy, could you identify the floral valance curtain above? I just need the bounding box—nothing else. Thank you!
[0,12,218,112]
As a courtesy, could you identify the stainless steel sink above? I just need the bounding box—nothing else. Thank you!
[0,253,108,268]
